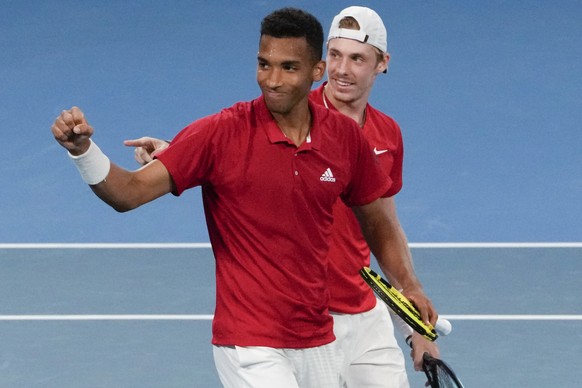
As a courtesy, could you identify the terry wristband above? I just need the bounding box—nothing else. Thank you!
[68,139,111,185]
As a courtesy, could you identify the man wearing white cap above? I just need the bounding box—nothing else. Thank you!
[126,6,439,387]
[317,6,440,387]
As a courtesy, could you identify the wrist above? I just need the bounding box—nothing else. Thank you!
[68,140,91,156]
[399,281,423,294]
[68,139,110,185]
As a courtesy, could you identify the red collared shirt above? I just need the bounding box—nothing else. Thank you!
[310,83,404,314]
[157,96,391,347]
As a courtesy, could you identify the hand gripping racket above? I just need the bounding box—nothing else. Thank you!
[359,266,451,341]
[405,336,465,388]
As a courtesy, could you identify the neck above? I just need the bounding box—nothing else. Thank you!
[324,83,368,127]
[272,102,312,146]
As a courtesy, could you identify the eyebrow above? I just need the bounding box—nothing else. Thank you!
[329,47,365,57]
[281,60,301,67]
[257,56,302,67]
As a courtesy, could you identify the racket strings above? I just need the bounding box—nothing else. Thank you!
[423,356,464,388]
[436,365,457,387]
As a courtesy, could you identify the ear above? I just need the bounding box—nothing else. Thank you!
[378,52,390,74]
[312,60,326,82]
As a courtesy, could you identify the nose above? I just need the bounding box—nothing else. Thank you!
[265,68,282,89]
[336,57,349,75]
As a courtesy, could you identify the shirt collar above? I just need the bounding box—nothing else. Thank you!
[320,81,370,129]
[256,96,320,150]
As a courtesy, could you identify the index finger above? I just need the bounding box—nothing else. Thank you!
[425,302,438,327]
[124,137,151,147]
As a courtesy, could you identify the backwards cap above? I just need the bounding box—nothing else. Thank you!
[327,6,387,53]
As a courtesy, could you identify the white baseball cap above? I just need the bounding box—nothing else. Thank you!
[327,6,387,53]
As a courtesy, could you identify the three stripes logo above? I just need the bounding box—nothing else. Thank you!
[320,168,336,182]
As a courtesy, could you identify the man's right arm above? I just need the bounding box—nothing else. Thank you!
[89,160,174,212]
[51,107,174,212]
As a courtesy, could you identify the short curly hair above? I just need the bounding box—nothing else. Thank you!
[260,8,324,63]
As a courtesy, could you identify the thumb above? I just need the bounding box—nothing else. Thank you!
[73,123,93,137]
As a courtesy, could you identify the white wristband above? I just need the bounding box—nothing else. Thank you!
[68,139,111,185]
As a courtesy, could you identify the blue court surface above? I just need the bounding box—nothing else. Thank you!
[1,244,580,387]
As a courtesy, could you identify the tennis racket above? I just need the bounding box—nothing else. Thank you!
[421,353,465,388]
[359,266,451,341]
[405,336,465,388]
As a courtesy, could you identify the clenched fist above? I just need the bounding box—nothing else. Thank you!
[51,106,93,155]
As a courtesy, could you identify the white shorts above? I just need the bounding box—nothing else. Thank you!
[332,299,409,388]
[213,343,343,388]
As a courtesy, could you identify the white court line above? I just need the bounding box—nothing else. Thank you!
[1,242,581,249]
[0,243,213,249]
[442,314,582,321]
[0,314,214,321]
[409,242,582,248]
[1,314,581,321]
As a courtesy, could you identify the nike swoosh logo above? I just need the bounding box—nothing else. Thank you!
[374,147,389,155]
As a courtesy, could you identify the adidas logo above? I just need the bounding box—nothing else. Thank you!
[320,168,336,182]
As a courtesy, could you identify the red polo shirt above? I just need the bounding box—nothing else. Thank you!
[310,84,404,314]
[156,96,391,348]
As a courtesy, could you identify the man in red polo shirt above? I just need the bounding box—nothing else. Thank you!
[128,7,440,387]
[317,7,440,387]
[52,7,437,388]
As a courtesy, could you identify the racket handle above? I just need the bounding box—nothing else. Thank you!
[435,318,452,336]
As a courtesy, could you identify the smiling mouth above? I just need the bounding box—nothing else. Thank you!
[334,79,353,88]
[265,89,286,98]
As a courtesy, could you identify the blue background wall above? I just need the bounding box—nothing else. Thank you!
[1,0,580,243]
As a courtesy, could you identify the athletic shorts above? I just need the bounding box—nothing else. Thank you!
[213,342,343,388]
[332,298,409,388]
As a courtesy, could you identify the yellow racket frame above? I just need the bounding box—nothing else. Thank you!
[360,266,438,341]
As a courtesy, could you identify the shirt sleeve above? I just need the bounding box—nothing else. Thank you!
[155,114,220,196]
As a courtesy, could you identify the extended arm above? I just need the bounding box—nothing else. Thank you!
[51,107,174,212]
[88,160,173,212]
